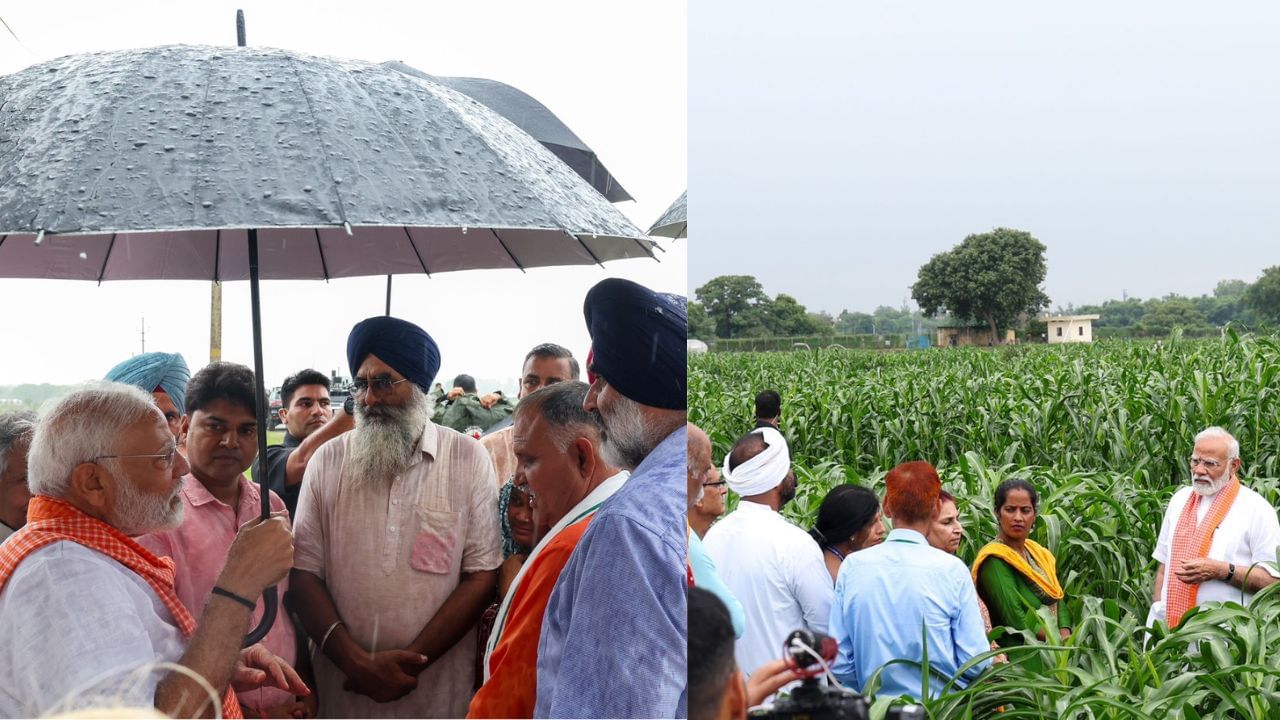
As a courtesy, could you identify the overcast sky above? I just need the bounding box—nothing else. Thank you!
[0,1,685,388]
[690,1,1280,316]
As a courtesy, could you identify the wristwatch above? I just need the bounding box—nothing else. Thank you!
[1225,563,1236,583]
[344,394,356,416]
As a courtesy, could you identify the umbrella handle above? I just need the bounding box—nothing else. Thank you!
[244,587,278,647]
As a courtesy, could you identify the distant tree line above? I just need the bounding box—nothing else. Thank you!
[690,275,937,341]
[690,264,1280,342]
[1065,269,1280,338]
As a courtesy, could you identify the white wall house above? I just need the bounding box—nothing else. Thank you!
[1044,314,1100,343]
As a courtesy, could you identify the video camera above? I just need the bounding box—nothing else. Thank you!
[747,630,925,720]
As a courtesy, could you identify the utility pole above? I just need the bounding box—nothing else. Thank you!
[140,316,146,354]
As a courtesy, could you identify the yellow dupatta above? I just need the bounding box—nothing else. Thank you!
[971,539,1064,601]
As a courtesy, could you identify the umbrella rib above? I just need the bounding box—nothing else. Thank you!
[193,55,216,225]
[631,236,659,261]
[489,229,526,274]
[96,233,117,285]
[313,228,331,281]
[283,54,352,227]
[402,227,432,277]
[567,230,605,268]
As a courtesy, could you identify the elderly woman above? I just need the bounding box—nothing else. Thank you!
[476,479,535,689]
[809,484,886,583]
[929,490,1002,658]
[971,479,1071,645]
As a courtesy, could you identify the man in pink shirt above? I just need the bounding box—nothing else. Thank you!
[140,362,307,718]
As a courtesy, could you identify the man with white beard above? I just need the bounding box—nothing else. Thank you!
[1150,426,1280,628]
[0,383,301,718]
[535,278,688,718]
[290,316,501,718]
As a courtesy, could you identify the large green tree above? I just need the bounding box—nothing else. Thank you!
[687,301,716,340]
[766,294,818,336]
[1244,266,1280,323]
[911,227,1050,343]
[695,275,772,338]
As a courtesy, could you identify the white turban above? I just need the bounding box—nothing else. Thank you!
[722,426,791,497]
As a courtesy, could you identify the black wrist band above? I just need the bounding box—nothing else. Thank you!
[1226,563,1236,582]
[212,586,256,611]
[344,394,355,415]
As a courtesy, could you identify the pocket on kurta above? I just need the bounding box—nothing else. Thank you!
[411,508,460,573]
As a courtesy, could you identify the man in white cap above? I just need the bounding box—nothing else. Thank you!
[703,427,833,682]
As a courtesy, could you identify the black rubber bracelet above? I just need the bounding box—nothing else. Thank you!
[211,586,256,611]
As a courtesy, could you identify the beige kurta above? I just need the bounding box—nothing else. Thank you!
[293,422,502,718]
[479,425,515,488]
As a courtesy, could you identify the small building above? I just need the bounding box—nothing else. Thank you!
[936,319,1016,347]
[1044,314,1100,344]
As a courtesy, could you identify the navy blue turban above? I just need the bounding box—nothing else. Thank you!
[583,278,687,410]
[347,316,440,393]
[104,352,191,415]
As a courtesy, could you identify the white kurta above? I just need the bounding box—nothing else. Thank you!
[1153,483,1280,610]
[703,500,833,678]
[0,542,187,717]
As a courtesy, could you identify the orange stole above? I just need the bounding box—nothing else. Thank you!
[0,496,242,719]
[467,515,594,719]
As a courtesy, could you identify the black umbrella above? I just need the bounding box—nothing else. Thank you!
[0,42,654,643]
[384,61,633,203]
[648,189,687,239]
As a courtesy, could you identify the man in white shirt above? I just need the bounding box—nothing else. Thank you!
[1151,426,1280,628]
[0,383,302,718]
[703,426,832,680]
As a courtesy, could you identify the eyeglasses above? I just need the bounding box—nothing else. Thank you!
[1188,457,1223,470]
[702,480,728,489]
[91,446,178,471]
[352,376,410,396]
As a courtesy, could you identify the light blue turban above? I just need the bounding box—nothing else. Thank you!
[104,352,191,415]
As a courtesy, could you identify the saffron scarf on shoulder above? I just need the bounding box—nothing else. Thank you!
[0,495,242,719]
[1166,478,1241,628]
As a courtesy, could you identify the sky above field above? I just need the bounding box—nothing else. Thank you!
[0,1,685,388]
[689,1,1280,316]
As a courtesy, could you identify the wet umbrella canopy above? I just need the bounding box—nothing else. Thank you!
[648,189,686,239]
[384,61,633,203]
[0,45,654,277]
[0,43,656,643]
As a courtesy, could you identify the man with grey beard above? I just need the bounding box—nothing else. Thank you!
[535,278,688,718]
[1149,426,1280,629]
[291,316,501,718]
[0,382,301,718]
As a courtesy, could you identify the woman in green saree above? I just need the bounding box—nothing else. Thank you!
[971,479,1072,645]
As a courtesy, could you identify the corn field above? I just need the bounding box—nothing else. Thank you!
[689,330,1280,719]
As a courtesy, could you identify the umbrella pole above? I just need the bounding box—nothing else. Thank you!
[245,227,279,647]
[386,274,392,315]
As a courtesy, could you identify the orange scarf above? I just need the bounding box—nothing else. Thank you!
[1167,478,1240,628]
[0,495,242,719]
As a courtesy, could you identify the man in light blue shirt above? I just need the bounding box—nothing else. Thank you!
[536,279,688,718]
[829,461,991,700]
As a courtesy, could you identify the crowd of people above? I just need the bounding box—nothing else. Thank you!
[687,391,1280,718]
[0,277,690,719]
